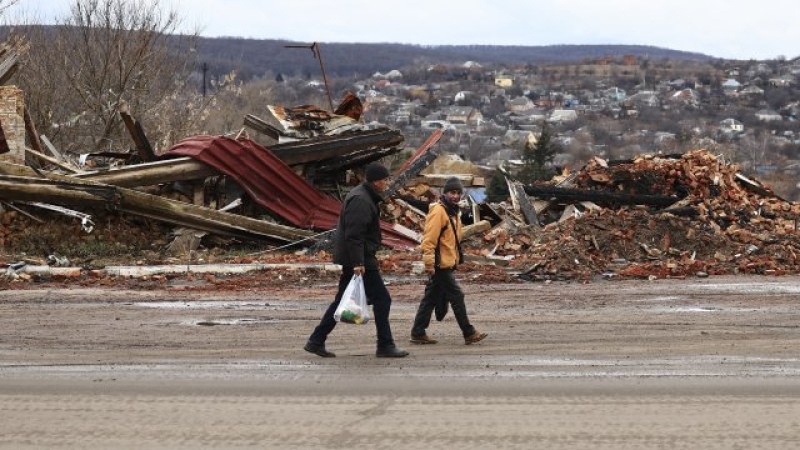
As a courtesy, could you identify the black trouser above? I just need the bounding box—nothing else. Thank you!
[411,268,475,337]
[308,266,395,349]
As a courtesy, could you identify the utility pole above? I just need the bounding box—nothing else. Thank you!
[201,62,208,97]
[284,42,334,111]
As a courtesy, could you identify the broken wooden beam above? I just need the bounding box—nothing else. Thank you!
[0,173,314,242]
[39,135,68,163]
[119,110,157,162]
[384,131,444,199]
[394,129,443,175]
[74,158,217,187]
[508,179,539,226]
[462,219,491,239]
[312,143,403,173]
[0,161,36,177]
[24,147,81,174]
[243,114,281,140]
[0,48,19,85]
[0,175,119,204]
[269,129,404,167]
[23,109,44,155]
[523,185,679,208]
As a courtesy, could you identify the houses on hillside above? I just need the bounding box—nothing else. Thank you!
[345,56,800,181]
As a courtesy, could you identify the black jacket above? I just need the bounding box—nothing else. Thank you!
[333,182,383,269]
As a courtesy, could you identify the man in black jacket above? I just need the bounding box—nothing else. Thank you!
[304,162,409,358]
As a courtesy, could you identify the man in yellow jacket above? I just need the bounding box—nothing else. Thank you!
[410,176,488,345]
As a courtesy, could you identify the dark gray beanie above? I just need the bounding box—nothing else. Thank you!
[365,162,390,182]
[443,176,464,193]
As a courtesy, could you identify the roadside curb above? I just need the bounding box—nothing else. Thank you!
[13,263,343,278]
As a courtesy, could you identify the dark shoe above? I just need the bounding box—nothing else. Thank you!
[464,331,488,345]
[304,341,336,357]
[376,346,409,358]
[410,334,438,345]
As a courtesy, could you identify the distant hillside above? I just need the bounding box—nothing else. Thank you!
[0,25,713,81]
[194,37,714,81]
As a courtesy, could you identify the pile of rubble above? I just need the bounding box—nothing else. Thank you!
[460,149,800,280]
[2,50,799,285]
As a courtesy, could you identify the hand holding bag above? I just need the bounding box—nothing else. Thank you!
[333,275,370,325]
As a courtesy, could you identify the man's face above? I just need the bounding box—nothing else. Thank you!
[444,190,462,203]
[372,178,389,192]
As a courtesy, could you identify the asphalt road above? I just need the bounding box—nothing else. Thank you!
[2,275,800,449]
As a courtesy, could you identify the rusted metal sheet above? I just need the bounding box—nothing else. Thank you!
[165,135,417,249]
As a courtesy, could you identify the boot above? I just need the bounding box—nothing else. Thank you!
[464,331,488,345]
[304,341,336,357]
[410,334,438,345]
[376,345,409,358]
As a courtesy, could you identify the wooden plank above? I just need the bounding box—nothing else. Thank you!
[0,173,314,242]
[192,182,204,206]
[468,194,480,223]
[270,129,404,167]
[507,179,539,226]
[243,114,281,140]
[24,147,81,174]
[393,128,443,175]
[23,109,44,154]
[119,111,156,162]
[39,135,67,162]
[523,185,678,208]
[74,158,217,187]
[0,49,18,85]
[384,136,443,199]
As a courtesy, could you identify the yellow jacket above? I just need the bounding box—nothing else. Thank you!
[422,202,463,270]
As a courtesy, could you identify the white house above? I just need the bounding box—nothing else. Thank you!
[454,91,473,103]
[548,109,579,123]
[384,70,403,80]
[740,85,764,96]
[755,109,783,122]
[719,118,744,133]
[722,79,742,90]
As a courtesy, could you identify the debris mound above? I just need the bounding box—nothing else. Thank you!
[509,149,800,280]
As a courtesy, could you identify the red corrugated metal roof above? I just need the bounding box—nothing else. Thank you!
[165,135,416,249]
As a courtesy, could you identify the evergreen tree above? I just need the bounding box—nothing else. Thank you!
[485,169,510,203]
[518,124,558,184]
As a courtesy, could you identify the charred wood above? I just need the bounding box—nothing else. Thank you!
[523,185,679,208]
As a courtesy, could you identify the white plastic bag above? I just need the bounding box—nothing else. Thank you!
[333,275,370,325]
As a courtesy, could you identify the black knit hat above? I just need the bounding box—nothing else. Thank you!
[443,176,464,193]
[365,162,390,182]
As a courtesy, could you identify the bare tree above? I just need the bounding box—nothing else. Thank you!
[16,0,197,153]
[0,0,19,14]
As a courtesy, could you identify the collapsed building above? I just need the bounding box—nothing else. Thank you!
[1,44,799,283]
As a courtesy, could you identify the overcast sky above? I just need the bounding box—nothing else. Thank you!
[16,0,800,60]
